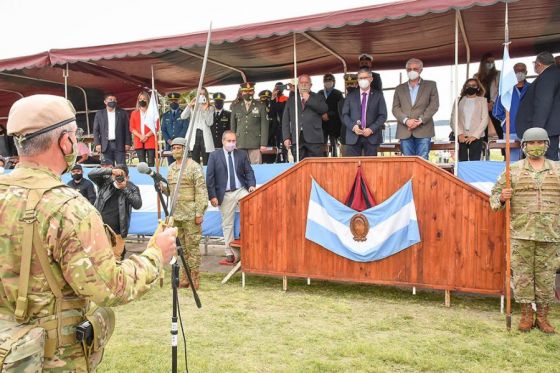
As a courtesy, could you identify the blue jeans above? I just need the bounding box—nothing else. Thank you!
[400,137,431,160]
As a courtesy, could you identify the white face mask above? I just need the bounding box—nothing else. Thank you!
[198,95,207,104]
[358,79,370,90]
[0,167,4,175]
[324,81,334,90]
[407,71,420,81]
[224,142,236,152]
[516,72,526,82]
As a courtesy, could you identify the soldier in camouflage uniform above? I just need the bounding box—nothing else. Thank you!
[230,82,269,164]
[0,95,177,372]
[163,137,208,289]
[490,127,560,333]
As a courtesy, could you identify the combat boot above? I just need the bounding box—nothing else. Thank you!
[535,304,556,334]
[191,270,200,290]
[517,303,534,332]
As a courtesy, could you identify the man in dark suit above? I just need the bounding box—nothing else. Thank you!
[318,73,344,157]
[342,68,388,156]
[207,130,256,265]
[282,74,329,160]
[516,52,560,160]
[93,93,131,165]
[359,54,383,92]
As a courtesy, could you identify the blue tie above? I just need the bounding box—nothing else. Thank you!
[228,152,235,191]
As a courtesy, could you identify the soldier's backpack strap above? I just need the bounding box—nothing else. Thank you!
[14,189,46,323]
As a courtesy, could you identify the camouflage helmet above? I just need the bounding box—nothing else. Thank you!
[171,137,186,147]
[521,128,549,145]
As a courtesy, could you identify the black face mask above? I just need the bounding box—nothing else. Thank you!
[242,94,252,102]
[170,102,179,110]
[139,100,148,108]
[107,101,117,109]
[465,87,479,96]
[71,173,83,181]
[214,101,224,110]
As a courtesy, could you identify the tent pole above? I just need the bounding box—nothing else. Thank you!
[453,10,459,176]
[301,32,348,74]
[151,64,161,221]
[293,33,300,163]
[177,49,247,83]
[457,10,471,79]
[63,63,69,99]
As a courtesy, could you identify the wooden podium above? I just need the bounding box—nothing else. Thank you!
[239,157,506,296]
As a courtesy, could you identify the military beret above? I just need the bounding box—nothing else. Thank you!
[213,92,226,101]
[7,95,76,142]
[240,82,255,91]
[359,53,373,61]
[167,92,181,100]
[171,137,186,147]
[258,90,272,99]
[71,164,83,171]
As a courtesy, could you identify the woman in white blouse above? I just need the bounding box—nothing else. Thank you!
[450,78,490,161]
[181,87,215,165]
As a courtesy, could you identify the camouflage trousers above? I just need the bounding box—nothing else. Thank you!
[511,238,560,304]
[42,343,103,372]
[175,220,202,284]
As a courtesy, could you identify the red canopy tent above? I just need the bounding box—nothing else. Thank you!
[0,0,558,126]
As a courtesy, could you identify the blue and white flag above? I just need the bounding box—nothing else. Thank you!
[499,44,518,112]
[305,179,420,262]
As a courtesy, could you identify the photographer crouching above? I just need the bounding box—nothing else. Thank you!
[88,162,142,261]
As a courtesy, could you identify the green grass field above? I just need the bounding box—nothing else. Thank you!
[99,272,559,373]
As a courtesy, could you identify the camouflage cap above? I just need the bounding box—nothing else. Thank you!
[7,94,76,141]
[522,128,549,144]
[171,137,186,147]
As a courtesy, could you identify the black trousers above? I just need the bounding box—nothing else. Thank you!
[136,148,155,166]
[458,139,483,161]
[546,135,559,161]
[290,143,325,161]
[102,141,126,165]
[192,129,209,165]
[345,137,378,156]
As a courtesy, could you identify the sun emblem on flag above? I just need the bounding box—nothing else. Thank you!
[350,213,369,242]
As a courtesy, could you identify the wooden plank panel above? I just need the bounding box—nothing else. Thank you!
[242,157,506,295]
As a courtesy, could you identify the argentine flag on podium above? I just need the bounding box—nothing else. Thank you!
[305,180,420,262]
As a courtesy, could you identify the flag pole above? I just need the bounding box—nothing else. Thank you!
[453,10,459,176]
[503,1,512,331]
[151,65,161,221]
[293,33,299,163]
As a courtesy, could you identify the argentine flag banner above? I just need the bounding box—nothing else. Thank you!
[305,179,421,262]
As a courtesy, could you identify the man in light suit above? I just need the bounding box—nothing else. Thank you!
[342,68,388,156]
[206,130,256,265]
[282,74,329,160]
[516,52,560,160]
[392,58,440,160]
[93,93,131,165]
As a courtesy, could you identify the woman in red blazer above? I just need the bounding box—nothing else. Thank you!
[129,91,160,166]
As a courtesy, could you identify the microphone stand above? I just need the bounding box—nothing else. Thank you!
[153,180,201,373]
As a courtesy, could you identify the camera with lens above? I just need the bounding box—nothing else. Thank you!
[115,175,125,183]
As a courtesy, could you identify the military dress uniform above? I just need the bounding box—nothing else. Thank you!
[230,82,269,164]
[162,92,189,164]
[490,159,560,305]
[0,95,166,372]
[167,155,208,288]
[211,92,231,149]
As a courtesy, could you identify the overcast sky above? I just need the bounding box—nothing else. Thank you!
[0,0,539,131]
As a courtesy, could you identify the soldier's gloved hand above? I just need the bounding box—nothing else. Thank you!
[155,227,178,263]
[500,188,513,202]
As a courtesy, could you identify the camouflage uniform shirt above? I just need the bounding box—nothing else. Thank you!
[167,159,208,221]
[490,158,560,242]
